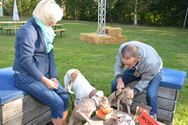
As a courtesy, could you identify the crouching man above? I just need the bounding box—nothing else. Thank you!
[111,41,163,118]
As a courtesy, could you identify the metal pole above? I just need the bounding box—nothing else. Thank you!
[98,0,106,36]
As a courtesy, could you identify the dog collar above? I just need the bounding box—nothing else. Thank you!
[91,96,99,107]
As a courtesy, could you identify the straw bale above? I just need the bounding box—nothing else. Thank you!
[105,26,122,37]
[115,35,128,43]
[80,32,128,44]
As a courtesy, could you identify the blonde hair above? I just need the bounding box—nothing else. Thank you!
[33,0,63,25]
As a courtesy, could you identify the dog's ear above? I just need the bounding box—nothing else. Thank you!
[71,72,78,82]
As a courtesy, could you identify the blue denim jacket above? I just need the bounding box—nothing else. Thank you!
[13,17,58,81]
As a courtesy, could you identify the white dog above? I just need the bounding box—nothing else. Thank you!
[64,69,104,104]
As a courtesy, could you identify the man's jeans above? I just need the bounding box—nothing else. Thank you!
[111,69,161,115]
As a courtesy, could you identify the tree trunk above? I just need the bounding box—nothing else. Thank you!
[134,0,138,25]
[74,7,77,20]
[183,7,188,29]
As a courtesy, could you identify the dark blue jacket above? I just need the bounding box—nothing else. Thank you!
[13,17,58,81]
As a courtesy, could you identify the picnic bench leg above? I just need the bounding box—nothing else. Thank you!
[0,27,2,35]
[60,31,62,37]
[6,29,9,35]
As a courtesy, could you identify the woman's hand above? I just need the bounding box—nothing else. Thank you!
[40,76,58,89]
[50,78,58,85]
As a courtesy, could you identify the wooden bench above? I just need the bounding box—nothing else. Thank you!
[54,29,67,37]
[0,67,51,125]
[2,26,21,35]
[52,24,63,30]
[129,68,187,125]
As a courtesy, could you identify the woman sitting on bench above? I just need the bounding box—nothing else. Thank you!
[12,0,68,125]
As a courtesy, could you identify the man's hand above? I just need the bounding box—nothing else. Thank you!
[116,77,125,92]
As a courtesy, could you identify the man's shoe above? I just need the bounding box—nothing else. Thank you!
[150,114,157,121]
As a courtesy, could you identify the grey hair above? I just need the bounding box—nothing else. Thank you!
[121,45,140,59]
[33,0,63,25]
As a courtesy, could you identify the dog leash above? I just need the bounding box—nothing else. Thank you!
[115,91,123,98]
[115,87,125,98]
[57,87,76,109]
[69,93,75,109]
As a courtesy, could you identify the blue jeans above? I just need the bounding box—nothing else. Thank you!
[14,73,69,119]
[111,69,161,115]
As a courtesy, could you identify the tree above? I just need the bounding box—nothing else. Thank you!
[133,0,138,25]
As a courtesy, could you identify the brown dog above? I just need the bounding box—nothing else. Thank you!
[68,96,111,125]
[108,87,134,114]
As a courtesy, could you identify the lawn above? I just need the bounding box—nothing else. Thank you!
[0,19,188,125]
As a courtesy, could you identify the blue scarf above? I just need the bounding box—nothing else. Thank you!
[35,17,56,53]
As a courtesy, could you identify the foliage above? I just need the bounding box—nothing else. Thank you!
[2,0,38,17]
[64,0,97,21]
[62,0,188,27]
[1,0,188,27]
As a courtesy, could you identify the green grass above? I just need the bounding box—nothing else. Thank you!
[0,20,188,124]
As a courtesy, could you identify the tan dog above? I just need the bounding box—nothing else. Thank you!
[108,87,134,114]
[68,96,111,125]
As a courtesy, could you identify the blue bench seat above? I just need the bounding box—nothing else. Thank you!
[0,67,51,125]
[160,68,187,89]
[0,67,27,105]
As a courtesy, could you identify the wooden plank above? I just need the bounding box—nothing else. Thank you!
[134,93,176,111]
[157,87,177,100]
[2,103,50,125]
[131,102,173,124]
[54,29,67,37]
[1,95,41,122]
[54,29,67,32]
[158,109,173,125]
[0,21,26,24]
[25,111,51,125]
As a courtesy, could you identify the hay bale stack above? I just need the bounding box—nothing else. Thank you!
[80,26,128,44]
[105,26,122,37]
[80,32,127,44]
[80,33,115,44]
[116,35,128,43]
